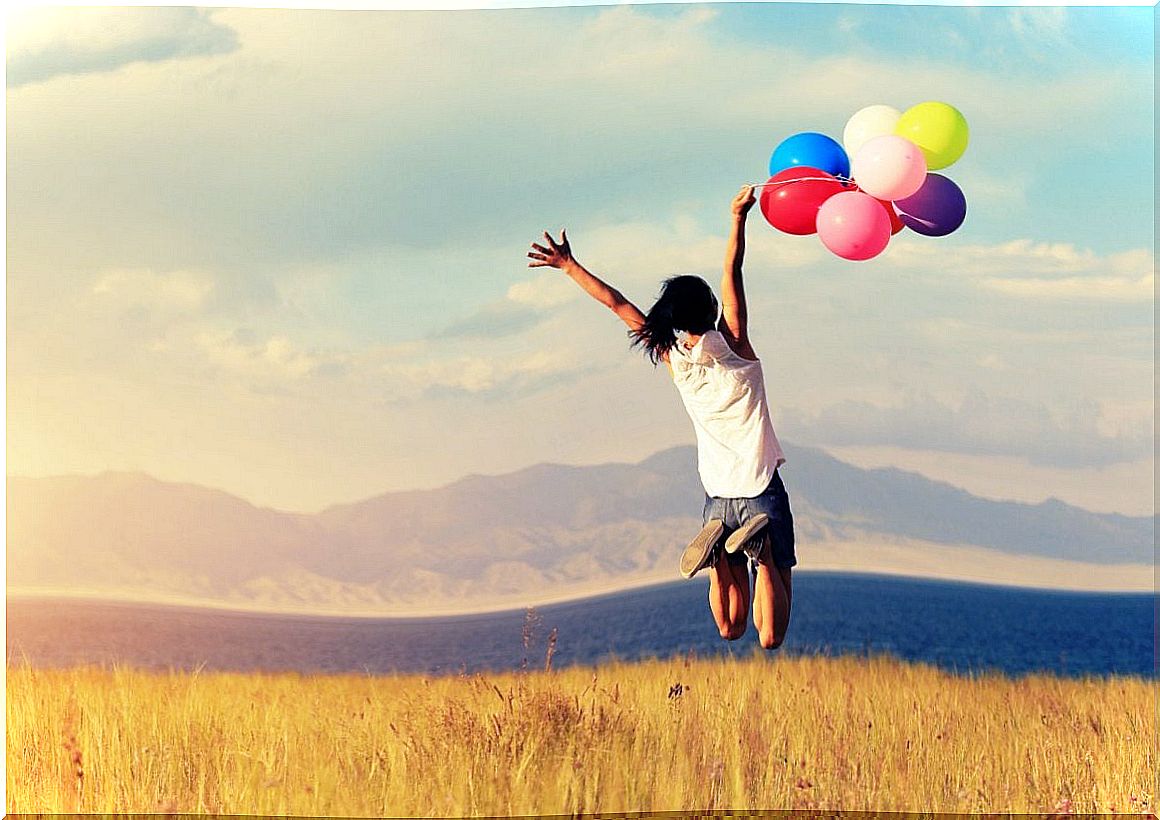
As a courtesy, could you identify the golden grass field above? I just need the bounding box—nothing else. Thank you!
[7,652,1156,815]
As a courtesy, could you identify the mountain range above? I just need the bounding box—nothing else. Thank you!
[6,443,1154,614]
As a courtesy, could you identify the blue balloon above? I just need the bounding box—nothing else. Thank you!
[769,132,851,180]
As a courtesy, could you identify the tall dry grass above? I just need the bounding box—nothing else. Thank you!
[7,652,1155,815]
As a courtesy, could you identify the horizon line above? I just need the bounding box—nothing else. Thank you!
[8,563,1155,622]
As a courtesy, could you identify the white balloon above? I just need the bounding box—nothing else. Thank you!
[851,135,928,201]
[843,104,902,157]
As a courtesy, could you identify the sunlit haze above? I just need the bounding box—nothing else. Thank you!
[6,4,1154,515]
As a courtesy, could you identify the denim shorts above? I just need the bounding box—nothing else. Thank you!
[702,470,797,571]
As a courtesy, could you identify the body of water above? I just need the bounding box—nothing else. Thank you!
[7,572,1155,678]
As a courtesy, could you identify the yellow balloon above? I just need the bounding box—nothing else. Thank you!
[895,101,969,170]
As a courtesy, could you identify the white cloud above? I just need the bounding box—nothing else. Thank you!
[91,268,215,312]
[375,346,589,402]
[191,317,591,402]
[975,353,1009,372]
[426,271,579,341]
[1007,7,1070,48]
[577,5,719,80]
[726,48,1148,141]
[787,388,1153,468]
[979,273,1153,301]
[6,7,239,87]
[431,302,544,342]
[505,273,577,309]
[196,329,343,382]
[885,238,1155,300]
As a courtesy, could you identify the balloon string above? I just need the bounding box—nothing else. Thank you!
[748,176,854,188]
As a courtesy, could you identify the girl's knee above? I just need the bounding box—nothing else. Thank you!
[721,622,746,641]
[760,626,784,650]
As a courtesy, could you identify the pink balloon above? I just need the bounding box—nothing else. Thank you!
[816,190,892,260]
[851,135,927,201]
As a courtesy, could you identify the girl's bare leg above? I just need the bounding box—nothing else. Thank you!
[727,552,751,629]
[752,534,792,649]
[707,555,748,640]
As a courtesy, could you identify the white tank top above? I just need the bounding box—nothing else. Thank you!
[668,330,786,498]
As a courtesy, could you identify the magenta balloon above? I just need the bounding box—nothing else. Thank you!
[816,191,892,261]
[895,173,967,236]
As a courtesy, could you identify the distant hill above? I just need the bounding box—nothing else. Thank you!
[6,443,1154,613]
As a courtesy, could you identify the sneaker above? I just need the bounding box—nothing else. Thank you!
[723,513,769,555]
[679,519,725,579]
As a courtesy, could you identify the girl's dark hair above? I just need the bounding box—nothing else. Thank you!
[630,275,719,365]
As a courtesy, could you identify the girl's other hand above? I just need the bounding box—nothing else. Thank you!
[527,229,574,269]
[731,185,756,218]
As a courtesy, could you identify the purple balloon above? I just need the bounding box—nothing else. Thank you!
[895,173,967,236]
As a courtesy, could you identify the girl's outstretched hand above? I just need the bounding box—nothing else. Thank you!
[528,229,573,269]
[731,185,756,218]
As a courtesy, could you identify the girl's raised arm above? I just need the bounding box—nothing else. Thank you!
[718,186,758,360]
[527,229,650,337]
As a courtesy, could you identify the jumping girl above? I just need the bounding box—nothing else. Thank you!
[526,185,796,649]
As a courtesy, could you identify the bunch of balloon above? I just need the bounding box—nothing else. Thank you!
[758,102,969,261]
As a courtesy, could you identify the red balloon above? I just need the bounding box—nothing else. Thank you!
[759,166,848,235]
[851,182,905,236]
[876,197,905,235]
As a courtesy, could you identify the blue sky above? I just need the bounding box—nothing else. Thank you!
[5,3,1155,515]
